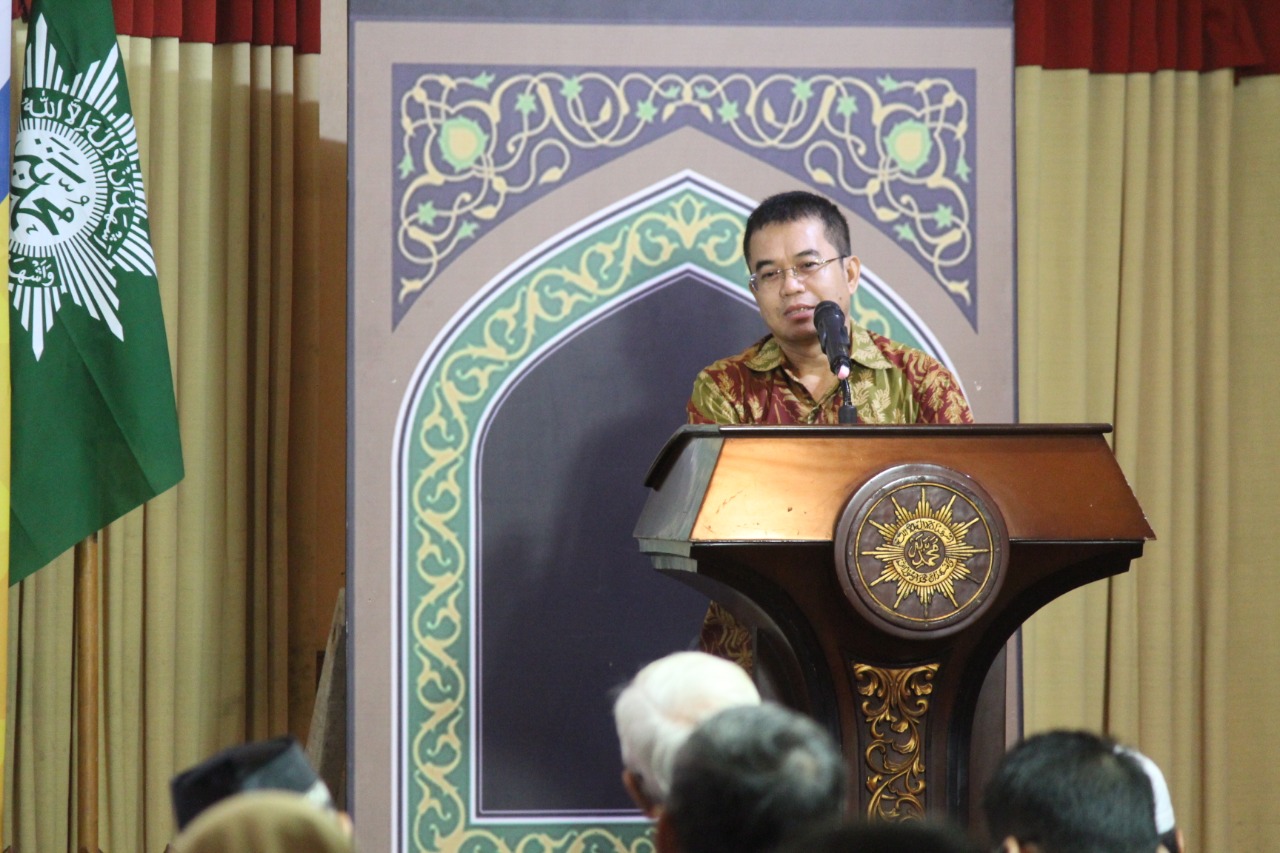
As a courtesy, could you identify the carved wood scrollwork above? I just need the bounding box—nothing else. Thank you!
[852,662,939,821]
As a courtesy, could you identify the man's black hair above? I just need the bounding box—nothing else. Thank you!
[983,730,1159,853]
[665,703,847,853]
[742,191,852,268]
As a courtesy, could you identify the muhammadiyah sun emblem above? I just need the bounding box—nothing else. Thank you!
[862,487,987,610]
[8,12,156,361]
[835,465,1006,637]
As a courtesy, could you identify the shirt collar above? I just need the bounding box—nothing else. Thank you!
[744,321,893,373]
[848,322,894,370]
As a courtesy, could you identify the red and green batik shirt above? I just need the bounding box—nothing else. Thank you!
[685,322,973,668]
[686,324,974,426]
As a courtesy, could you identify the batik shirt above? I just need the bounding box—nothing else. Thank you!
[687,324,974,426]
[685,323,974,668]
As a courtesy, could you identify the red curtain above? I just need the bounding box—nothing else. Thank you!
[17,1,1276,74]
[12,0,320,53]
[1016,0,1277,75]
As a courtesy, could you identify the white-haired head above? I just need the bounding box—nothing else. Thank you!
[613,651,760,815]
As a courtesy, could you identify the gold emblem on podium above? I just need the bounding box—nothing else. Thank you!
[863,487,988,609]
[835,465,1007,637]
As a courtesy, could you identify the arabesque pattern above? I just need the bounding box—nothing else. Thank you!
[394,67,976,326]
[853,662,939,821]
[402,190,742,851]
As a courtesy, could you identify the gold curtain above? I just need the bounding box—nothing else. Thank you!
[2,23,325,853]
[1017,66,1280,851]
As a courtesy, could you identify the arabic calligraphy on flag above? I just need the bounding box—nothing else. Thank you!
[7,0,182,584]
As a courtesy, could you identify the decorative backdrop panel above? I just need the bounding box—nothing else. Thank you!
[351,11,1014,853]
[392,65,979,327]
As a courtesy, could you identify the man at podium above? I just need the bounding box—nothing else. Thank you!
[685,189,974,667]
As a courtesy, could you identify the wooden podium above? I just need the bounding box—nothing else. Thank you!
[634,424,1153,826]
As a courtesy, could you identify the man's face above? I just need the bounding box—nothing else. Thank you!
[746,216,860,350]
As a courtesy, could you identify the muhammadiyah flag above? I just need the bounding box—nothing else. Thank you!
[8,0,183,584]
[0,0,12,824]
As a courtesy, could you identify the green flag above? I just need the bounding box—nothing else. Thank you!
[8,0,183,584]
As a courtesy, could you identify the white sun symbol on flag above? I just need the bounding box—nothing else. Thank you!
[8,12,156,361]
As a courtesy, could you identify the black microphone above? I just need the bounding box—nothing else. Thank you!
[813,300,852,380]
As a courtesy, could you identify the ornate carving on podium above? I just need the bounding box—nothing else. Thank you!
[854,662,939,821]
[836,464,1008,638]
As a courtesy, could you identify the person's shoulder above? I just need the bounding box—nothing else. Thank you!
[696,334,779,378]
[864,327,948,371]
[688,335,781,425]
[862,328,972,424]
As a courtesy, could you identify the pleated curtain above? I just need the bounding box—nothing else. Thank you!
[1015,1,1280,850]
[3,1,326,850]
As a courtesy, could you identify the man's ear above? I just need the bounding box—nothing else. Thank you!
[844,255,861,296]
[621,769,659,818]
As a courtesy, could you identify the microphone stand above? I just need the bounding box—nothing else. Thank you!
[838,376,858,424]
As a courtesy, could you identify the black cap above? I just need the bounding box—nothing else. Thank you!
[170,735,333,830]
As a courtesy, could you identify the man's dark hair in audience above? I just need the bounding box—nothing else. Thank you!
[778,817,980,853]
[983,730,1159,853]
[657,703,847,853]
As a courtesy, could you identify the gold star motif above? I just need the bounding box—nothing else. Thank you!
[861,487,988,612]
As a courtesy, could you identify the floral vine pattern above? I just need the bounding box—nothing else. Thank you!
[402,188,743,852]
[393,66,977,327]
[853,662,940,821]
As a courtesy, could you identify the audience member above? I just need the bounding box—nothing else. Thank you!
[1117,747,1183,853]
[983,730,1159,853]
[778,817,980,853]
[658,703,847,853]
[613,650,761,816]
[170,735,338,831]
[170,790,352,853]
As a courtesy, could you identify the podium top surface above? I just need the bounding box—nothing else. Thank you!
[636,424,1153,545]
[643,423,1115,486]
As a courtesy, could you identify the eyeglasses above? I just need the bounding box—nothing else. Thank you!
[749,256,845,291]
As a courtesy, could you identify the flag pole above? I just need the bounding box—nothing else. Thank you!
[75,532,101,853]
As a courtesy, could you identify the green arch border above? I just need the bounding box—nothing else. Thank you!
[396,178,935,851]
